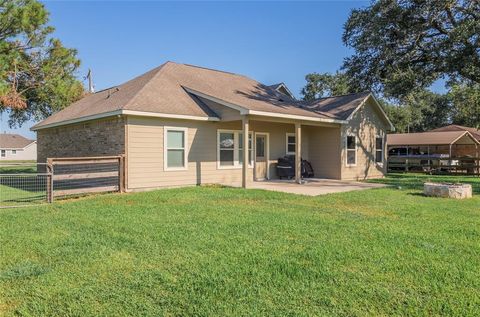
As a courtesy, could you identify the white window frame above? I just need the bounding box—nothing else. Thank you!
[286,133,296,155]
[164,127,188,171]
[1,150,5,157]
[11,149,16,155]
[217,129,253,169]
[375,135,384,166]
[345,134,357,167]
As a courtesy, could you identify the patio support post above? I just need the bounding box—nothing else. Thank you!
[242,116,249,188]
[295,123,302,184]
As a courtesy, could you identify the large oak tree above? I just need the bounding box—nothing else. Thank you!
[342,0,480,98]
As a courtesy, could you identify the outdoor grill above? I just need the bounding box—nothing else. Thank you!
[276,155,314,179]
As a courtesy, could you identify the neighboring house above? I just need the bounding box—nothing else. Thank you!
[32,62,394,191]
[0,133,37,161]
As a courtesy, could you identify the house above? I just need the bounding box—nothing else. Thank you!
[31,62,394,191]
[0,133,37,161]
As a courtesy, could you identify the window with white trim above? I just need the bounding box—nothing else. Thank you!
[375,136,383,163]
[164,127,188,170]
[346,135,356,166]
[1,150,5,157]
[11,150,16,155]
[218,130,253,168]
[286,133,296,155]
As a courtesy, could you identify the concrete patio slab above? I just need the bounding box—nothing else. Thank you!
[249,178,386,196]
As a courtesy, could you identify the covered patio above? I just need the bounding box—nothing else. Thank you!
[248,178,386,196]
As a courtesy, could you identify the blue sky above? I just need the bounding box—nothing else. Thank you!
[1,0,370,139]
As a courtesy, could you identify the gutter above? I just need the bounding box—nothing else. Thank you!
[31,110,220,131]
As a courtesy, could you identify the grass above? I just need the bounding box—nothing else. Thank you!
[0,164,46,207]
[0,174,479,316]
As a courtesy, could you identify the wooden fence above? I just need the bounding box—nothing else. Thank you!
[47,155,125,202]
[387,156,480,176]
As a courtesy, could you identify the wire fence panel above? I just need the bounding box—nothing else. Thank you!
[0,163,51,208]
[49,156,124,200]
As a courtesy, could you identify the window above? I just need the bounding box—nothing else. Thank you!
[238,132,253,165]
[164,127,188,170]
[346,135,356,166]
[286,133,296,155]
[219,132,235,166]
[375,136,383,163]
[1,150,5,157]
[256,136,265,157]
[217,130,253,168]
[11,150,16,155]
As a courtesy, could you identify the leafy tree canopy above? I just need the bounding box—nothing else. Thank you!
[301,0,480,131]
[383,90,451,132]
[0,0,84,127]
[342,0,480,98]
[447,81,480,128]
[301,72,352,101]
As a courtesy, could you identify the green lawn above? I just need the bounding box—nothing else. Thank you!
[0,164,46,207]
[1,174,479,316]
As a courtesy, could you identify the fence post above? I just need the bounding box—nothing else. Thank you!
[119,155,125,193]
[46,159,54,203]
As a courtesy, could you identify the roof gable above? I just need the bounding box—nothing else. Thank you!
[387,131,479,146]
[431,125,480,141]
[0,134,36,149]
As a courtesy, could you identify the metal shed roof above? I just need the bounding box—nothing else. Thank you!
[387,131,479,146]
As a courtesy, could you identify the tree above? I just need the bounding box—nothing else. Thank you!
[448,81,480,128]
[0,0,84,126]
[380,90,451,133]
[342,0,480,98]
[301,72,353,101]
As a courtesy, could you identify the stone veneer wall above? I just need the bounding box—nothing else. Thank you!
[36,116,126,163]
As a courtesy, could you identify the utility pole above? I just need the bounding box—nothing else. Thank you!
[86,69,95,93]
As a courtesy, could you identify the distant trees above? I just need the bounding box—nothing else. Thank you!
[302,0,480,131]
[0,0,84,127]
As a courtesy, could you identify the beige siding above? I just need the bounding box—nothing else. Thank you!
[340,99,388,180]
[127,117,251,189]
[305,126,341,179]
[0,142,37,161]
[250,121,297,179]
[126,117,308,190]
[197,96,242,122]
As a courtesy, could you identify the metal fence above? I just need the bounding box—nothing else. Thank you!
[0,156,125,208]
[388,156,480,176]
[0,162,52,207]
[49,156,124,200]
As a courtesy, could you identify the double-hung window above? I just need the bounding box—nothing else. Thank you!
[1,150,5,157]
[11,150,16,155]
[218,130,253,168]
[375,136,384,164]
[164,127,188,170]
[286,133,296,155]
[346,135,356,166]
